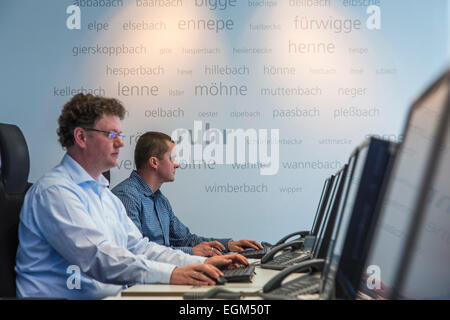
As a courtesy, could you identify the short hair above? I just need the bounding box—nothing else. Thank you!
[57,93,126,148]
[135,132,174,170]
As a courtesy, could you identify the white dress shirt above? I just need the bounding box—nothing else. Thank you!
[15,153,205,299]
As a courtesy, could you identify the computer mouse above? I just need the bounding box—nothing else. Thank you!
[215,276,227,285]
[203,273,227,285]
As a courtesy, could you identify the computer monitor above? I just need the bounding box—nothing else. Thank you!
[316,164,348,260]
[310,169,342,257]
[325,152,358,256]
[356,70,450,300]
[313,165,348,260]
[319,147,360,294]
[322,150,359,257]
[392,75,450,300]
[310,176,334,236]
[320,138,396,300]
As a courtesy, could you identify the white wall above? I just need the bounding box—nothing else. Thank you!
[0,0,449,243]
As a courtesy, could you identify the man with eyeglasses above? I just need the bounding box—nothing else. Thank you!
[15,93,247,299]
[112,132,263,257]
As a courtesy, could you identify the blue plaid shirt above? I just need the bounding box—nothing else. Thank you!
[112,171,232,255]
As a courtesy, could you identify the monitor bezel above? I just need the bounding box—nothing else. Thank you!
[311,169,343,256]
[319,147,360,290]
[311,176,334,236]
[315,164,349,260]
[391,70,450,299]
[327,137,396,299]
[355,69,450,300]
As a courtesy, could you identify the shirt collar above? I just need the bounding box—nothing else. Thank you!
[130,170,161,198]
[61,153,109,188]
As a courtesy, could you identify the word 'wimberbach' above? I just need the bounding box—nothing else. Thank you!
[171,121,280,176]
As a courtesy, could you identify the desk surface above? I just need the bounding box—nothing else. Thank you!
[120,265,305,299]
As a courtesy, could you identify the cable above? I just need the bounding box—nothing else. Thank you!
[183,287,261,300]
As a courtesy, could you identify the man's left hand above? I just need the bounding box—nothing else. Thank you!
[228,240,264,252]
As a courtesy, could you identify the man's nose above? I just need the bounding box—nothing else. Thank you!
[114,136,125,148]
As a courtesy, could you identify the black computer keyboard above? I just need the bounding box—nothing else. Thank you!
[260,252,311,270]
[222,266,255,282]
[238,248,268,259]
[260,276,321,300]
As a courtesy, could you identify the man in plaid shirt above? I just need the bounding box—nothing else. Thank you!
[112,131,263,257]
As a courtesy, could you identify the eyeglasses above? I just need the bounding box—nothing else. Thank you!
[170,155,177,163]
[84,128,125,140]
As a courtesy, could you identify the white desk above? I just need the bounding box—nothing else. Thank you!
[120,266,305,299]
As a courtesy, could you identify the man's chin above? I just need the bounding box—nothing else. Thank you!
[106,159,118,170]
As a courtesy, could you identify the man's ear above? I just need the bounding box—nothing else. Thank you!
[73,127,87,149]
[148,156,158,169]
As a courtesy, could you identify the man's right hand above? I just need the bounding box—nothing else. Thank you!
[170,264,223,286]
[192,241,225,257]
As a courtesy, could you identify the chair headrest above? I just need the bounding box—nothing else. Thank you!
[0,123,30,194]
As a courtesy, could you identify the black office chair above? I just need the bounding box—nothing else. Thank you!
[0,123,32,298]
[102,170,110,184]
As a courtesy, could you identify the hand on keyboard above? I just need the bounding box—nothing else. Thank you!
[221,266,256,282]
[170,263,223,286]
[205,253,249,270]
[228,240,264,252]
[193,241,226,257]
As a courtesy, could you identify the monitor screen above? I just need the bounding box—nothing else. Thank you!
[396,100,450,299]
[310,176,332,235]
[322,137,395,299]
[321,145,366,296]
[357,75,449,299]
[311,169,342,256]
[325,153,359,259]
[315,165,348,259]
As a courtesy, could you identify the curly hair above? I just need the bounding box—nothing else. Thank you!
[135,132,174,170]
[57,93,126,148]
